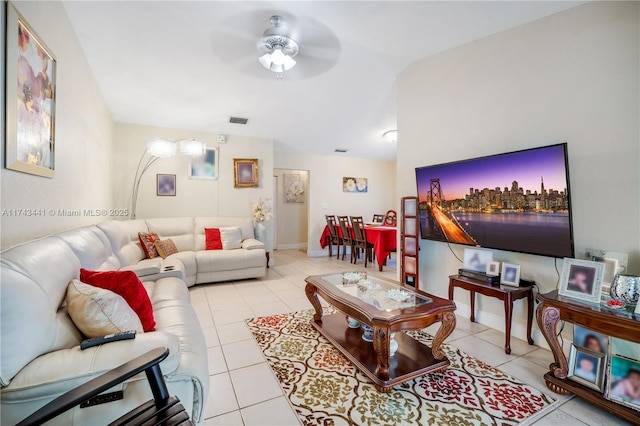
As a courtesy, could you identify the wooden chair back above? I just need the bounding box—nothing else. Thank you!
[372,214,385,223]
[337,216,352,244]
[350,216,367,244]
[384,210,397,226]
[325,215,339,239]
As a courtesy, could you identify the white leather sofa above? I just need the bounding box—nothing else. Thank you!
[0,216,265,424]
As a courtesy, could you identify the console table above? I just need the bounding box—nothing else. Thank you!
[448,275,534,354]
[536,291,640,425]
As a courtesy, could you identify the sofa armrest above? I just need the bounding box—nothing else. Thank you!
[241,238,265,250]
[2,332,181,401]
[16,348,171,426]
[120,260,162,277]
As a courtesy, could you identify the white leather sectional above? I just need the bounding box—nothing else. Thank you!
[0,216,266,424]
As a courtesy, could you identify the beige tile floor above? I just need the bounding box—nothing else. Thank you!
[190,250,630,426]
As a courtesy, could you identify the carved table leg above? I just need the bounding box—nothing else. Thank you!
[526,289,534,345]
[504,294,513,354]
[469,291,476,322]
[432,311,457,360]
[536,303,568,381]
[305,283,323,322]
[373,325,390,382]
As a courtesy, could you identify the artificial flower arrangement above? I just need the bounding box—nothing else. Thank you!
[251,198,273,223]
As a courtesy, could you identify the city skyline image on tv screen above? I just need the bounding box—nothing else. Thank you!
[415,143,574,258]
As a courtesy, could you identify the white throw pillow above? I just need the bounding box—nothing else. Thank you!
[220,226,243,250]
[66,279,143,338]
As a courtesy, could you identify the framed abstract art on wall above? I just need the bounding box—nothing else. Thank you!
[5,3,57,178]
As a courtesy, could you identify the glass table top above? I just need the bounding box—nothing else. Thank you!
[321,273,432,312]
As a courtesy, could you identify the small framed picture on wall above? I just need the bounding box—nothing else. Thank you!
[157,174,176,196]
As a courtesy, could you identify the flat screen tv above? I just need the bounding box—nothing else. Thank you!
[415,143,574,258]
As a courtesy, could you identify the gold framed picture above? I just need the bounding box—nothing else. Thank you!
[234,158,258,188]
[5,3,57,178]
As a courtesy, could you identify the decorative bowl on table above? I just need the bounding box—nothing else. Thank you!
[342,272,364,285]
[357,279,381,292]
[610,274,640,305]
[385,289,412,302]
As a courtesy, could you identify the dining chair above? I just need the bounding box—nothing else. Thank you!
[350,216,374,267]
[338,216,355,263]
[372,214,385,223]
[325,215,342,259]
[384,209,397,226]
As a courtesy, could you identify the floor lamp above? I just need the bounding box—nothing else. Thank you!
[130,138,205,219]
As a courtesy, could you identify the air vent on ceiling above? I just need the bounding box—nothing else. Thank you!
[334,148,349,153]
[229,116,249,125]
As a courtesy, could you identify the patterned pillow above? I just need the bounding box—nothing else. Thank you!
[155,238,179,259]
[138,232,160,259]
[66,280,143,338]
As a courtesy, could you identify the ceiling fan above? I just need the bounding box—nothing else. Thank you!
[210,10,341,80]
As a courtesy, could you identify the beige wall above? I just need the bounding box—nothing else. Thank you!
[397,2,639,345]
[113,123,274,241]
[274,169,308,249]
[274,152,397,256]
[1,1,115,250]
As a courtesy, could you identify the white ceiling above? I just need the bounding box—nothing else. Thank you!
[63,1,582,161]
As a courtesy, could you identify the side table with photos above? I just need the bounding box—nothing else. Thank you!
[536,290,640,425]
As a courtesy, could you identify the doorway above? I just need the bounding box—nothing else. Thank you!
[273,169,309,250]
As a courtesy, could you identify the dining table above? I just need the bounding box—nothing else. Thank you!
[320,224,397,271]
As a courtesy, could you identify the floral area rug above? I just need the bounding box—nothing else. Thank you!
[246,309,555,426]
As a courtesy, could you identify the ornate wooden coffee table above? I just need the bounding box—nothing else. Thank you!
[305,273,457,392]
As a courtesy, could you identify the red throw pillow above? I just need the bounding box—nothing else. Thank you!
[138,232,160,259]
[80,269,156,332]
[205,228,223,250]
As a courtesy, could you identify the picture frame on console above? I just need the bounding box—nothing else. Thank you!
[573,325,608,354]
[559,258,604,304]
[606,355,640,410]
[486,261,500,276]
[500,263,520,287]
[568,345,606,392]
[233,158,259,188]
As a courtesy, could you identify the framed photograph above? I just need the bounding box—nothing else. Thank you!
[189,147,218,180]
[606,355,640,409]
[234,158,258,188]
[611,337,640,361]
[284,173,305,203]
[500,263,521,287]
[559,258,605,304]
[5,3,57,178]
[573,325,608,354]
[156,174,176,196]
[343,177,368,193]
[568,345,606,392]
[486,261,500,276]
[462,248,493,273]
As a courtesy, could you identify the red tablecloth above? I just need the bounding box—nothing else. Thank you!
[320,225,397,270]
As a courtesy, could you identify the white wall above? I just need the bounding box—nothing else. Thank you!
[1,0,114,250]
[274,152,397,256]
[113,122,274,222]
[397,2,639,344]
[274,169,308,249]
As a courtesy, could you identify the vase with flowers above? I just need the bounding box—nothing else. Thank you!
[250,198,273,247]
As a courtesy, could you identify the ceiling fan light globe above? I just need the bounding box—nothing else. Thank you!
[271,48,286,65]
[270,62,285,73]
[282,55,296,71]
[259,53,273,69]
